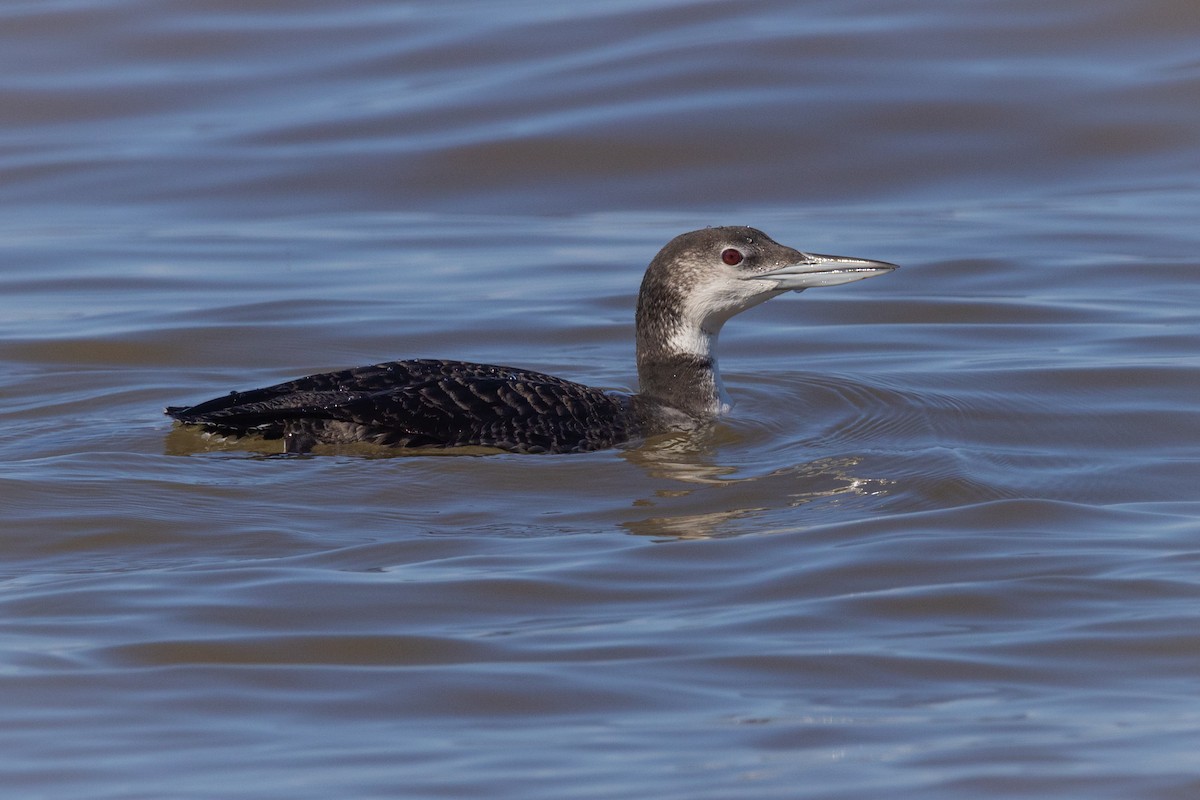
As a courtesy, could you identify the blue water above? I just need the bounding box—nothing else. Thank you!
[2,1,1199,798]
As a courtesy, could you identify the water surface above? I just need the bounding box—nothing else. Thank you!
[2,1,1199,798]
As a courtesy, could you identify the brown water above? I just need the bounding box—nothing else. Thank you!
[3,1,1199,798]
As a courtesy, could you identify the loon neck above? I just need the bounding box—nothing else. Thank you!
[635,314,730,419]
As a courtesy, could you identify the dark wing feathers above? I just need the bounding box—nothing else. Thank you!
[167,358,635,453]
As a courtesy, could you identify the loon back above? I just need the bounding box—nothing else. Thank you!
[167,226,897,454]
[167,359,635,454]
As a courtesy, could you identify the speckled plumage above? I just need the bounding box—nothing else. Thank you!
[167,358,635,453]
[167,227,897,454]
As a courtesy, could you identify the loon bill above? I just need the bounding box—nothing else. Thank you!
[166,226,897,454]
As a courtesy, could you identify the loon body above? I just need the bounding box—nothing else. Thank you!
[166,226,896,454]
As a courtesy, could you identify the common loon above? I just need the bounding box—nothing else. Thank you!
[166,226,897,454]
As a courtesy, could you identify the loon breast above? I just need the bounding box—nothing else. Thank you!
[166,226,897,455]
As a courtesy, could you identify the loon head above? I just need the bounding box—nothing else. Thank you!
[636,226,897,362]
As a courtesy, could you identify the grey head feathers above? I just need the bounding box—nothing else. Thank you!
[634,226,895,417]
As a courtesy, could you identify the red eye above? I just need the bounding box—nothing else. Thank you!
[721,248,744,266]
